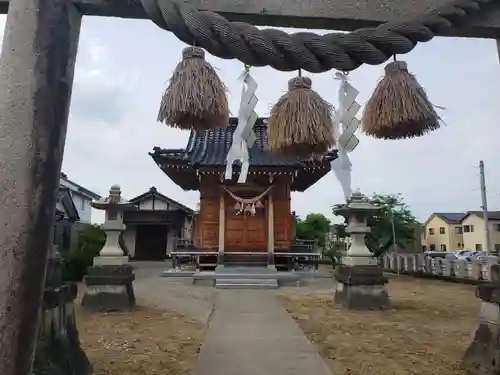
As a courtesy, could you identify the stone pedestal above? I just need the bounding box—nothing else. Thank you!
[81,184,136,311]
[34,249,92,375]
[462,279,500,375]
[334,258,389,310]
[82,262,136,311]
[333,191,390,310]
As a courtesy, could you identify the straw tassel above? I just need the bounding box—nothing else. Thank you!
[157,46,229,130]
[267,76,335,158]
[362,60,441,139]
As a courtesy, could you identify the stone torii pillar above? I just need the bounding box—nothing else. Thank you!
[0,1,82,375]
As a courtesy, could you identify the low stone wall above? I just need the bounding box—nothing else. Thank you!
[382,253,498,284]
[33,257,92,375]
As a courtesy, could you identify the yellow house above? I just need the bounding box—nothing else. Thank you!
[461,211,500,252]
[421,213,465,252]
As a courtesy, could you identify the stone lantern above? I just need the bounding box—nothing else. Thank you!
[333,191,389,310]
[81,184,136,311]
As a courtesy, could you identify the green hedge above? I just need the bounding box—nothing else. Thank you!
[62,224,105,281]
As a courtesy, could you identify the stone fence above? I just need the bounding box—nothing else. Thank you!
[382,253,499,283]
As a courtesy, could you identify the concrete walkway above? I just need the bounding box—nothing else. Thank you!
[192,290,333,375]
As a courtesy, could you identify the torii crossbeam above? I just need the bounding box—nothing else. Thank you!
[1,0,500,36]
[0,0,499,375]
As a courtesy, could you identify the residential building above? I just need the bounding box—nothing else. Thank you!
[421,213,465,252]
[59,172,101,223]
[121,187,194,260]
[53,186,85,250]
[461,211,500,252]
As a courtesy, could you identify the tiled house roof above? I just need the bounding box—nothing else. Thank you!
[463,211,500,221]
[434,212,465,224]
[129,186,194,214]
[57,187,80,222]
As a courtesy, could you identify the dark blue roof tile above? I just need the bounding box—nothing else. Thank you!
[152,117,337,168]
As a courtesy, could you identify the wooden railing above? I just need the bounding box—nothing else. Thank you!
[173,237,319,252]
[169,250,322,271]
[174,237,196,250]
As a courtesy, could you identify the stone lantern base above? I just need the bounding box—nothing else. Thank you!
[81,257,136,311]
[34,255,92,375]
[462,279,500,375]
[334,258,390,310]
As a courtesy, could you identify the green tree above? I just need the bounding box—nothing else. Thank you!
[323,239,347,266]
[333,193,419,257]
[295,213,331,247]
[331,223,348,239]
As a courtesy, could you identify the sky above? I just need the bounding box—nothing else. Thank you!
[1,15,499,225]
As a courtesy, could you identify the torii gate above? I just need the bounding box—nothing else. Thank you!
[0,0,499,374]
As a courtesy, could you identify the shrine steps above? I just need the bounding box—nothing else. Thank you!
[215,266,279,289]
[215,278,278,289]
[192,265,304,289]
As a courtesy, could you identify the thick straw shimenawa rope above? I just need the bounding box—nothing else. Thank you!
[157,46,229,129]
[138,0,496,72]
[267,76,335,157]
[362,60,441,139]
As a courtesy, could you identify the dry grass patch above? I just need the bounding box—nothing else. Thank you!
[76,303,206,375]
[279,276,480,375]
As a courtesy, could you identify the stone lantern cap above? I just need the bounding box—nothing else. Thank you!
[91,184,135,210]
[333,191,381,218]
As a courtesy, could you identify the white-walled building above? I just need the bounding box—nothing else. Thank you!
[121,186,194,260]
[59,172,101,223]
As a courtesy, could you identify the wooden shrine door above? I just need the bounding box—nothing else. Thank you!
[225,195,267,251]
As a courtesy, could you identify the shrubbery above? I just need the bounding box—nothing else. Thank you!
[62,224,106,281]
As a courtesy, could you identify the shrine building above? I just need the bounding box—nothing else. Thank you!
[121,186,194,260]
[150,117,337,269]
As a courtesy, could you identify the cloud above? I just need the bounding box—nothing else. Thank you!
[0,16,499,226]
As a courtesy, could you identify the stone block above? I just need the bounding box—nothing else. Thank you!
[93,255,129,266]
[462,281,500,375]
[416,254,425,272]
[411,255,418,272]
[443,259,454,277]
[34,283,92,375]
[463,301,500,374]
[455,259,469,278]
[334,265,389,310]
[432,258,443,275]
[471,259,482,280]
[82,264,136,311]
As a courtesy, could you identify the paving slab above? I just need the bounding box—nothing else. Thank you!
[192,290,333,375]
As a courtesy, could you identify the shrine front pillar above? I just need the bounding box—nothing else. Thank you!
[267,190,275,268]
[217,189,225,267]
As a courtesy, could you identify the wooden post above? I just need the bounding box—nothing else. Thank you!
[217,189,225,266]
[267,190,275,267]
[0,1,82,374]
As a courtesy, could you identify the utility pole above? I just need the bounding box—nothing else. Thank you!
[480,160,492,253]
[390,207,397,250]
